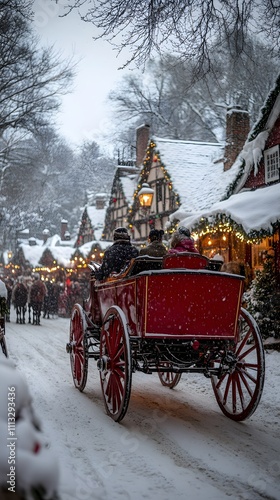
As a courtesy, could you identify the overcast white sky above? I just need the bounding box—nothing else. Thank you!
[33,0,130,147]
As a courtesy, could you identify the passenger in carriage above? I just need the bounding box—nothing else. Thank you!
[94,227,139,281]
[139,229,167,257]
[168,227,200,254]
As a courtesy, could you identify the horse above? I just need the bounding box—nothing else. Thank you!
[43,281,59,319]
[29,276,47,325]
[12,280,28,324]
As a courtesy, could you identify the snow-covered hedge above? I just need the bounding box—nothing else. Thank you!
[0,356,60,500]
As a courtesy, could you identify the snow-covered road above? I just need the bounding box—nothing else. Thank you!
[5,310,280,500]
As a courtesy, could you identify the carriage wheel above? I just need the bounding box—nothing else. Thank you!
[0,336,8,358]
[158,363,182,388]
[69,304,88,392]
[211,308,265,421]
[99,306,132,422]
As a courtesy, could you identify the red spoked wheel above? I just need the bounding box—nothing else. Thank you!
[69,304,88,392]
[211,308,265,421]
[158,363,181,388]
[99,306,132,422]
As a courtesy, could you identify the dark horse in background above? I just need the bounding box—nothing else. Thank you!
[29,277,47,325]
[12,281,28,324]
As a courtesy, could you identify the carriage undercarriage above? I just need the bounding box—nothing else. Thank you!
[67,300,265,423]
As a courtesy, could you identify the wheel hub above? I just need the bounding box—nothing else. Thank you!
[97,355,109,372]
[66,341,77,354]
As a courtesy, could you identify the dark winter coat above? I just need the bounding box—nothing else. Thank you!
[139,240,167,257]
[95,239,139,280]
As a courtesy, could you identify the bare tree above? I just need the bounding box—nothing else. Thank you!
[107,33,278,144]
[0,0,74,139]
[59,0,280,72]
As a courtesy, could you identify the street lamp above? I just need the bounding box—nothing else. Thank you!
[138,183,154,209]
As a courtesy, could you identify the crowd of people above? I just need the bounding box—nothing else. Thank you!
[0,271,88,324]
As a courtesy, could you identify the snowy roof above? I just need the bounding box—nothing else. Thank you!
[181,183,280,236]
[19,235,75,268]
[19,244,46,267]
[46,246,74,268]
[86,205,107,240]
[76,240,112,258]
[121,174,138,205]
[153,137,239,212]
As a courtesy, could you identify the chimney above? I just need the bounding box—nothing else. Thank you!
[95,193,106,209]
[136,124,150,167]
[224,107,250,171]
[42,228,50,244]
[61,219,68,240]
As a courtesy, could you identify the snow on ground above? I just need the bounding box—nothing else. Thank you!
[3,308,280,500]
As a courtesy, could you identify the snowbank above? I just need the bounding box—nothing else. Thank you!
[0,356,59,499]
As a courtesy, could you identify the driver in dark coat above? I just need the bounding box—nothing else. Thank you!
[95,227,139,281]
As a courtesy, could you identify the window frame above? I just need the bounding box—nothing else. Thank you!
[264,145,279,183]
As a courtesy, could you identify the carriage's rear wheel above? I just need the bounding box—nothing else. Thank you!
[211,308,265,421]
[158,363,182,388]
[99,306,132,422]
[69,304,88,392]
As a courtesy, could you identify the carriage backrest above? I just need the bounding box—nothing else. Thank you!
[163,252,209,270]
[126,255,163,276]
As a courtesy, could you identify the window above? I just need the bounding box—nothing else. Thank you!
[156,182,163,202]
[264,145,279,183]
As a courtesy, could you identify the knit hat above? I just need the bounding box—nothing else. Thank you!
[113,227,130,241]
[178,227,191,238]
[149,229,164,242]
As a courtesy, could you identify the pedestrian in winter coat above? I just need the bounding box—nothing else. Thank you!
[95,227,139,281]
[139,229,167,257]
[168,227,199,254]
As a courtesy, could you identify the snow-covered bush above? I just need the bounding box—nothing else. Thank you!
[244,252,280,340]
[0,357,60,500]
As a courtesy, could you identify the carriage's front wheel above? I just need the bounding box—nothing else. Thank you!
[211,308,265,421]
[69,304,88,392]
[99,306,132,422]
[0,335,8,357]
[158,363,182,388]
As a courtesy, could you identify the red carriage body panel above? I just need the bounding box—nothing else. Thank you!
[95,270,244,340]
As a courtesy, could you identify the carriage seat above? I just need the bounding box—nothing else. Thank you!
[99,256,163,282]
[162,252,209,270]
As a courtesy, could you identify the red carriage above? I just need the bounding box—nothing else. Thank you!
[66,253,265,422]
